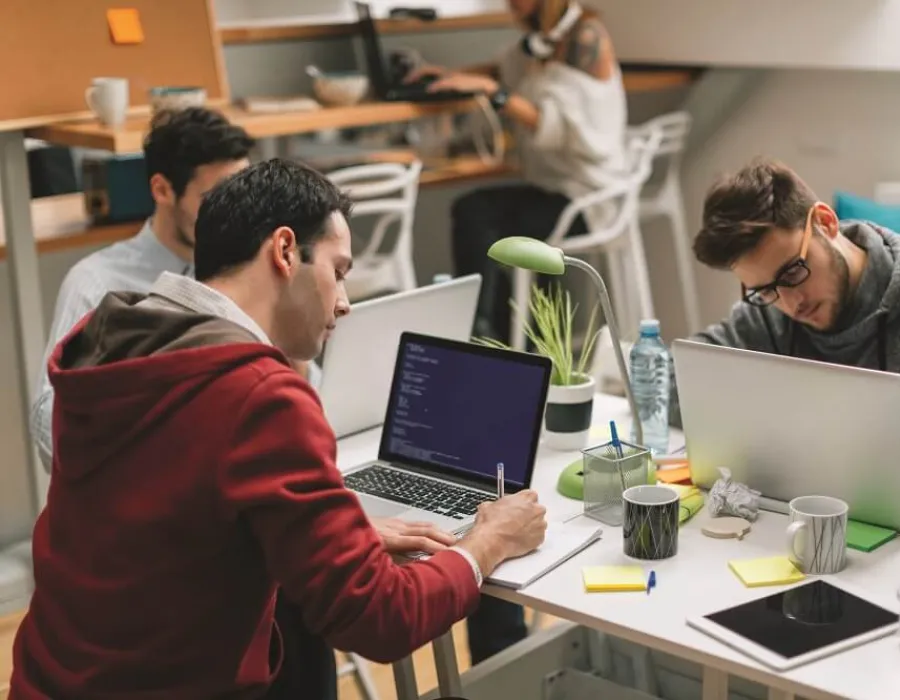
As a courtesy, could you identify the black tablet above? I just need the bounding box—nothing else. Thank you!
[688,580,899,670]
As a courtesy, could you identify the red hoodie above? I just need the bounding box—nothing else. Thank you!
[10,292,479,699]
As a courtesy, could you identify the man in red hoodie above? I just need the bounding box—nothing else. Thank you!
[11,159,548,700]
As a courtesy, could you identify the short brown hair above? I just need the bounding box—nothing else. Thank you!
[693,158,818,269]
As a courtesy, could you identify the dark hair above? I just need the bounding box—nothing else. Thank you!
[143,107,255,197]
[694,158,819,269]
[194,158,353,282]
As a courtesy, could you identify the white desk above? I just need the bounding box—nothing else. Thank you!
[336,393,900,700]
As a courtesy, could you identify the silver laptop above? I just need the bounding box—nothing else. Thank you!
[672,339,900,530]
[319,274,481,438]
[343,331,552,534]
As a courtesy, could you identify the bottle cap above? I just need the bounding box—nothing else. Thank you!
[639,319,661,335]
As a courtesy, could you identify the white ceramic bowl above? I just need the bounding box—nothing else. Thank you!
[148,86,207,115]
[312,72,369,107]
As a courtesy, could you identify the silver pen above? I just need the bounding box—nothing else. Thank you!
[496,462,504,499]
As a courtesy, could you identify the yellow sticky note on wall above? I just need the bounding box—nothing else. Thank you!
[107,8,145,45]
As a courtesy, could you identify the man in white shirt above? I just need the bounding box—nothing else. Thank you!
[31,107,282,471]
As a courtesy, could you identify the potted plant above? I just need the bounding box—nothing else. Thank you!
[477,282,599,451]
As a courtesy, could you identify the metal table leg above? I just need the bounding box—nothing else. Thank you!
[392,655,419,700]
[0,130,47,517]
[432,631,463,697]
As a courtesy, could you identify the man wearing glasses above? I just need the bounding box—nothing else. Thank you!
[670,157,900,426]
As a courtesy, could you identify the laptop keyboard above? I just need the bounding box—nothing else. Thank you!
[345,465,495,519]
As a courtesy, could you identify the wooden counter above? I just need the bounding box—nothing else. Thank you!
[26,101,482,155]
[27,68,697,155]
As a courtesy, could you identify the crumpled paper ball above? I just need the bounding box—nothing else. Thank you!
[707,467,761,521]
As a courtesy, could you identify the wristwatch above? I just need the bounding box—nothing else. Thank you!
[488,85,510,112]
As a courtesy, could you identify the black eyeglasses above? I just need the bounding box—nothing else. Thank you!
[742,205,817,308]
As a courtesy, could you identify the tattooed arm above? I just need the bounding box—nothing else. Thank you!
[563,16,616,80]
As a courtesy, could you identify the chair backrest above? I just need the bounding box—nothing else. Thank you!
[628,111,691,158]
[327,159,423,202]
[326,159,423,265]
[547,128,661,252]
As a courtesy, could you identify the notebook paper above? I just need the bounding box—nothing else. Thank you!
[728,556,805,588]
[486,518,603,590]
[582,565,646,592]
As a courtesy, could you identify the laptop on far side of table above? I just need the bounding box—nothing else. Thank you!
[318,274,481,439]
[672,339,900,531]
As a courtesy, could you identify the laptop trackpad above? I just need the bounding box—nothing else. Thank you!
[355,494,463,532]
[355,493,409,519]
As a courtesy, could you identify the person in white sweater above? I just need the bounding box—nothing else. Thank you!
[407,0,628,661]
[410,0,628,343]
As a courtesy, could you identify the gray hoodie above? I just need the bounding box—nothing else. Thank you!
[670,221,900,428]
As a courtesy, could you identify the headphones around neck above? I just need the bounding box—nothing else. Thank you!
[520,1,584,59]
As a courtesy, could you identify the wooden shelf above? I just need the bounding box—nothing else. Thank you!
[0,195,141,262]
[219,12,515,44]
[0,155,516,261]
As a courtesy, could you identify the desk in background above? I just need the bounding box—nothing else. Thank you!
[336,393,900,700]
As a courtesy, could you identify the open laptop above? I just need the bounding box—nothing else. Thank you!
[672,339,900,530]
[354,1,475,102]
[343,331,552,534]
[319,274,481,438]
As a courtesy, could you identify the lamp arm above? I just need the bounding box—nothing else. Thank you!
[563,256,643,446]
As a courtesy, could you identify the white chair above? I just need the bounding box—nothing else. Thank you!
[327,160,423,301]
[509,129,662,351]
[627,111,701,333]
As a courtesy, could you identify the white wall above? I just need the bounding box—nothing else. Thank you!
[595,0,898,71]
[679,68,900,327]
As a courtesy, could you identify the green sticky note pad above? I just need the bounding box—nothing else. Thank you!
[846,520,897,552]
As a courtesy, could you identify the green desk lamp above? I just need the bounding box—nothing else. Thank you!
[487,236,644,499]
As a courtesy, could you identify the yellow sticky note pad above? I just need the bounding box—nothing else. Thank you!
[583,566,646,592]
[728,556,805,588]
[107,8,145,45]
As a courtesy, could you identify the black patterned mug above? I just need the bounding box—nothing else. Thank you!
[623,485,679,560]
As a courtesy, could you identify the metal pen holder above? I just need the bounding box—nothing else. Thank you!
[582,440,652,526]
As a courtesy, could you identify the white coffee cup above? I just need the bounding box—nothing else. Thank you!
[786,495,848,575]
[85,77,129,128]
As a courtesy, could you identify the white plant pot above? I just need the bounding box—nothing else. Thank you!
[543,374,596,451]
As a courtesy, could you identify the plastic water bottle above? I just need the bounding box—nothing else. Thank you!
[629,319,670,455]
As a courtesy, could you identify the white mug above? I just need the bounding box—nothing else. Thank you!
[85,77,129,128]
[786,495,848,575]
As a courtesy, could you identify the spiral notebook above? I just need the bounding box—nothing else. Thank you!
[486,517,604,590]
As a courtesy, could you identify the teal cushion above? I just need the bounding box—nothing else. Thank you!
[833,191,900,231]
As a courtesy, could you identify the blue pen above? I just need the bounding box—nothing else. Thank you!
[647,570,656,595]
[609,420,624,458]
